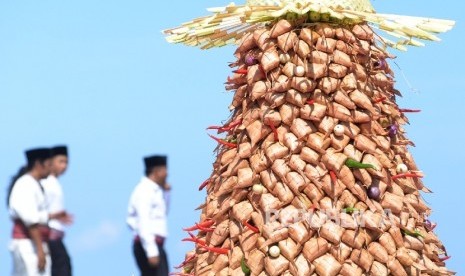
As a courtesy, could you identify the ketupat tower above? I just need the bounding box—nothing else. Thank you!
[164,1,455,275]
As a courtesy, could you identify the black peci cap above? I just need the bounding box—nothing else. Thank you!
[51,145,68,157]
[144,155,167,170]
[25,148,52,166]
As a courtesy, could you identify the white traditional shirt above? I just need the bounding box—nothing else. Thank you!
[9,174,48,227]
[127,177,168,258]
[41,175,66,232]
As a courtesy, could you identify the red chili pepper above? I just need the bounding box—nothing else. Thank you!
[329,171,338,185]
[206,125,222,130]
[392,173,423,180]
[183,219,215,232]
[188,231,203,241]
[199,244,229,255]
[198,179,210,191]
[207,125,231,133]
[307,99,315,105]
[233,69,248,75]
[182,237,206,245]
[182,232,207,246]
[173,254,197,269]
[439,256,451,262]
[182,225,198,232]
[374,96,387,103]
[266,121,279,142]
[208,120,241,135]
[212,119,242,134]
[227,119,243,128]
[208,134,237,148]
[242,219,259,233]
[399,109,422,113]
[196,223,215,232]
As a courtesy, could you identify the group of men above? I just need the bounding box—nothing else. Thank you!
[7,146,72,276]
[7,146,171,276]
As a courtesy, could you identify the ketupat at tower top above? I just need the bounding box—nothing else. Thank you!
[164,1,455,275]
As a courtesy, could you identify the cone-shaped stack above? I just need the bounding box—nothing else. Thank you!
[172,20,453,275]
[164,0,455,273]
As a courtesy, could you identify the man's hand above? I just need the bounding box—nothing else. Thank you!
[148,256,160,267]
[50,211,74,225]
[60,212,74,225]
[37,250,46,272]
[28,225,47,272]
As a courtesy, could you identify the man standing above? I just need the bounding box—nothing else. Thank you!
[127,155,170,276]
[8,148,68,276]
[42,145,73,276]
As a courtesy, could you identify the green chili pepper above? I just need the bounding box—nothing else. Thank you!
[402,229,424,239]
[241,257,251,276]
[342,206,359,215]
[184,266,193,274]
[345,158,377,170]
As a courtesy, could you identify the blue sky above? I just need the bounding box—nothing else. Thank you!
[0,0,463,275]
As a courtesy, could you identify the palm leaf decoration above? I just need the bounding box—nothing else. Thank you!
[163,0,454,50]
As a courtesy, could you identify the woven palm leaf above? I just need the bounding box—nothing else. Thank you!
[163,0,454,50]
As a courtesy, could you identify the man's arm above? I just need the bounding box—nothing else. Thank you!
[162,185,171,214]
[133,191,160,267]
[28,225,46,272]
[10,181,49,271]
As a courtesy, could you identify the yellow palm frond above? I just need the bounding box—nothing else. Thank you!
[163,0,454,50]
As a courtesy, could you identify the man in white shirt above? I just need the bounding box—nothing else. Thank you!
[7,148,69,276]
[42,145,73,276]
[127,155,170,276]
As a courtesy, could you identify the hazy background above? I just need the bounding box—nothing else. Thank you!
[0,0,463,274]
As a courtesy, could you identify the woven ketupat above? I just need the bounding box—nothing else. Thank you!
[165,2,455,275]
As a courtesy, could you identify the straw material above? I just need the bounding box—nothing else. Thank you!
[370,261,389,276]
[279,237,302,260]
[314,254,342,276]
[320,221,344,244]
[330,242,352,263]
[169,21,455,276]
[379,232,397,255]
[289,254,314,276]
[303,237,331,262]
[340,261,364,276]
[318,116,337,134]
[264,255,289,276]
[350,249,374,272]
[367,242,389,263]
[212,254,228,272]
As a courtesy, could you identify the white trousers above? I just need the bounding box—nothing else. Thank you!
[9,239,51,276]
